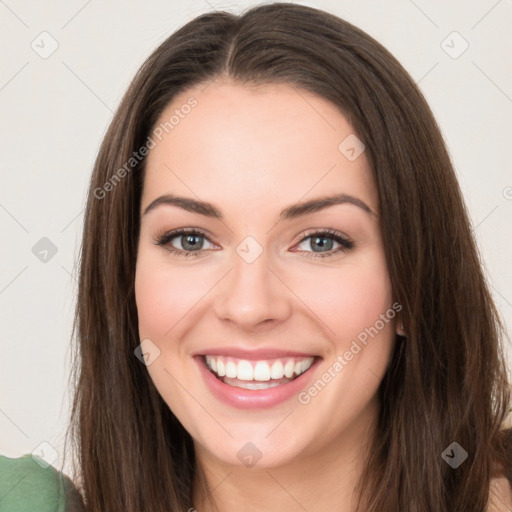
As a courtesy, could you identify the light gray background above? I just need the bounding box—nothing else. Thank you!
[1,0,511,475]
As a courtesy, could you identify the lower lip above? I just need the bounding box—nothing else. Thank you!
[195,356,320,409]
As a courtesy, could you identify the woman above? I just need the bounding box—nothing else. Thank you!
[2,3,510,511]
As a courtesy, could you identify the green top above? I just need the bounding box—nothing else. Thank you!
[0,454,84,511]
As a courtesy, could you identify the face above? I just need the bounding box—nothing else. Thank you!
[135,78,398,469]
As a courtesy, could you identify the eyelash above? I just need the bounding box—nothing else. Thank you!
[154,228,354,259]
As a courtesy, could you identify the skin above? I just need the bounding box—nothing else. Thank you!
[135,77,401,512]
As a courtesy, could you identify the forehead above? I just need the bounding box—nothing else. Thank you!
[141,79,377,217]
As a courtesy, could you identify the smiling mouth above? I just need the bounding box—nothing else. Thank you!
[203,355,316,390]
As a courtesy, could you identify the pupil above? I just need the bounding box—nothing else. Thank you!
[313,236,332,252]
[183,234,202,251]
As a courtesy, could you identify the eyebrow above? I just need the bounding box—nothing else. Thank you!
[142,192,375,220]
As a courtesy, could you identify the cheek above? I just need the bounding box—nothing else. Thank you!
[289,259,395,442]
[134,252,208,339]
[134,265,172,338]
[134,252,205,426]
[291,258,394,346]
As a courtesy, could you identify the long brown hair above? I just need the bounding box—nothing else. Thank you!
[66,3,511,510]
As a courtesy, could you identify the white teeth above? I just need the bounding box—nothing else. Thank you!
[253,361,271,381]
[237,360,253,381]
[284,360,295,378]
[225,361,237,378]
[204,355,315,383]
[217,359,225,377]
[270,360,284,379]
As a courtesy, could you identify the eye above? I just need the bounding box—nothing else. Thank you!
[154,228,216,257]
[154,227,354,259]
[293,229,354,258]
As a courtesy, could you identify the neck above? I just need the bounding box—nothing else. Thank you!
[192,396,379,512]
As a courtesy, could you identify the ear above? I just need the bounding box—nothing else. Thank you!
[396,317,407,337]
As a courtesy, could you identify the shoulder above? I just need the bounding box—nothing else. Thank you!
[0,453,85,512]
[488,474,512,511]
[488,425,512,510]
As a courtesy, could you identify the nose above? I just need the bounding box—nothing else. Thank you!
[214,248,292,331]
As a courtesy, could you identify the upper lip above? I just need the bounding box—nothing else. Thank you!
[193,347,319,360]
